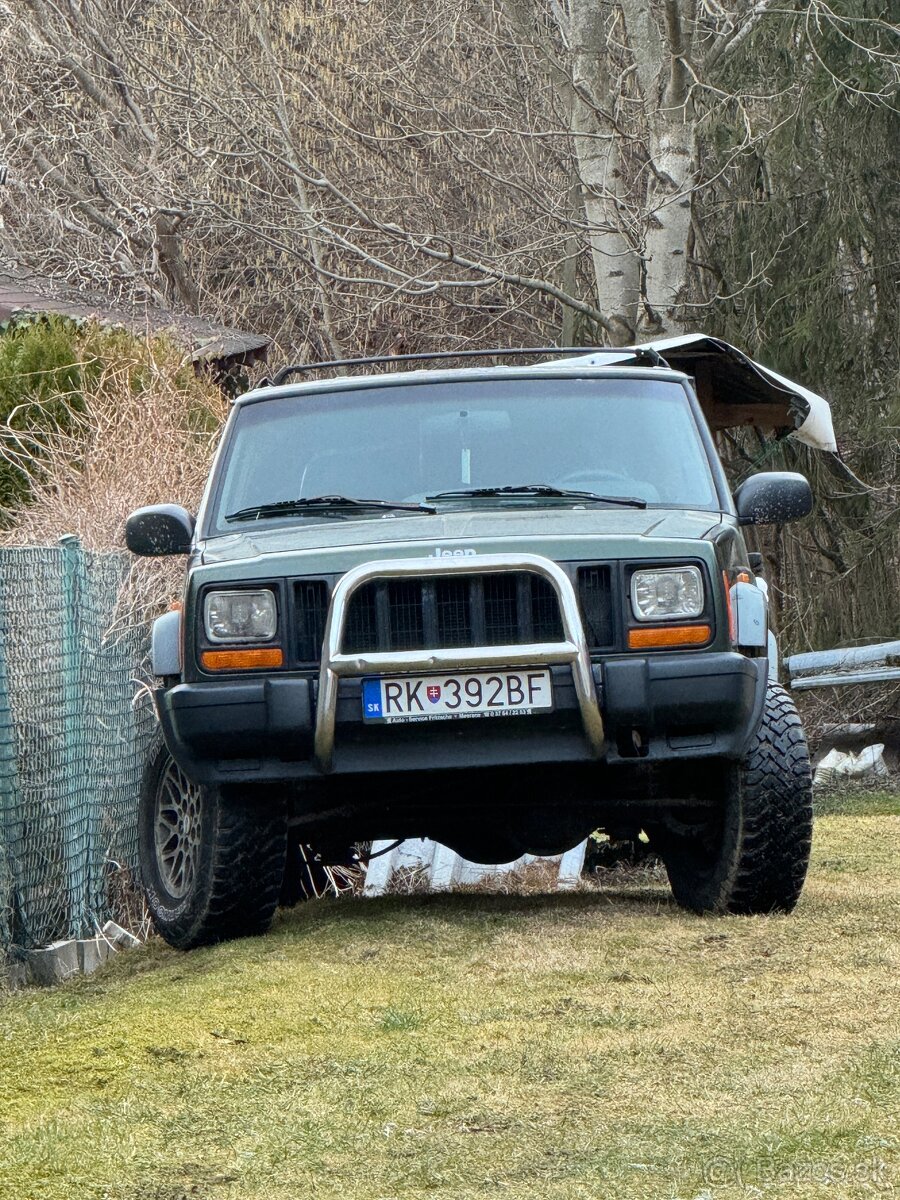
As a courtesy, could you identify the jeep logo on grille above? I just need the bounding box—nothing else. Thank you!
[431,546,477,558]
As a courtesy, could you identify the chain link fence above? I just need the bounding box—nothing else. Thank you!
[0,540,154,954]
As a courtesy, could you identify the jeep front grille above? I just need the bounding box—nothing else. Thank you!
[293,566,613,664]
[576,565,614,647]
[342,573,565,654]
[295,579,329,662]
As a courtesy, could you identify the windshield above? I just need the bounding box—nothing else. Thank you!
[208,377,719,532]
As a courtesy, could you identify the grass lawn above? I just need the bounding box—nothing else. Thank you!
[1,792,898,1200]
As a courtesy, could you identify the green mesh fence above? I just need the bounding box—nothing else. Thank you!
[0,540,155,953]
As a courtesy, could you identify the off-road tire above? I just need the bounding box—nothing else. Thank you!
[654,683,813,914]
[139,744,288,949]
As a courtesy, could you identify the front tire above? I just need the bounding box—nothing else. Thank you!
[653,684,813,914]
[139,745,288,949]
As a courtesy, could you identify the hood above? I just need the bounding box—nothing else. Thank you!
[198,506,723,576]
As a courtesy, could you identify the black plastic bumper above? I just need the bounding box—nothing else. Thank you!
[601,652,767,761]
[157,652,767,784]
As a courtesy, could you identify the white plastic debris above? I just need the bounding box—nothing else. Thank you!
[814,743,889,786]
[363,838,587,895]
[101,919,142,950]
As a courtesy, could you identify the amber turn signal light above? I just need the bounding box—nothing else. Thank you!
[628,624,711,650]
[201,648,284,671]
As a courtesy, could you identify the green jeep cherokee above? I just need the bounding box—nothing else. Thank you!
[126,343,818,949]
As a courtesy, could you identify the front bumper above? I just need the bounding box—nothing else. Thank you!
[157,650,766,785]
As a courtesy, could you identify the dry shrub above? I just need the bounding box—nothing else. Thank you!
[105,862,153,942]
[452,858,592,896]
[0,339,227,621]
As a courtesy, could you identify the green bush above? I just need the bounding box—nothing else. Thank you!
[0,316,107,515]
[0,316,211,522]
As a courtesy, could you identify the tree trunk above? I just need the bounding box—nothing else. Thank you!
[640,114,696,335]
[569,0,641,344]
[624,0,698,337]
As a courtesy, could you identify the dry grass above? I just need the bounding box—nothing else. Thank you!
[378,854,665,898]
[1,794,897,1200]
[104,863,154,945]
[1,339,226,620]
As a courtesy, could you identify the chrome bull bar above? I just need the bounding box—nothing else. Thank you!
[314,553,605,773]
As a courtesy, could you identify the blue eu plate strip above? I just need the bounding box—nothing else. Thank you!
[362,678,383,720]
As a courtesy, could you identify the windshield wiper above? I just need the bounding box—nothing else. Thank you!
[225,495,437,522]
[426,484,647,508]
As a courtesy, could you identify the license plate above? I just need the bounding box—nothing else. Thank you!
[362,669,553,724]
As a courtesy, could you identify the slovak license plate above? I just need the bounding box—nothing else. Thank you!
[362,669,553,724]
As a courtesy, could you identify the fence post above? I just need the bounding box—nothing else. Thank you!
[59,534,93,936]
[0,578,22,951]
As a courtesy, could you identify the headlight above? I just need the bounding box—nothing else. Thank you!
[631,567,704,622]
[204,589,277,642]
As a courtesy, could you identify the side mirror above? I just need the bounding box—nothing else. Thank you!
[125,504,195,556]
[733,471,813,526]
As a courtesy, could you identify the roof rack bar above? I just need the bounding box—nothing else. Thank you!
[268,345,665,387]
